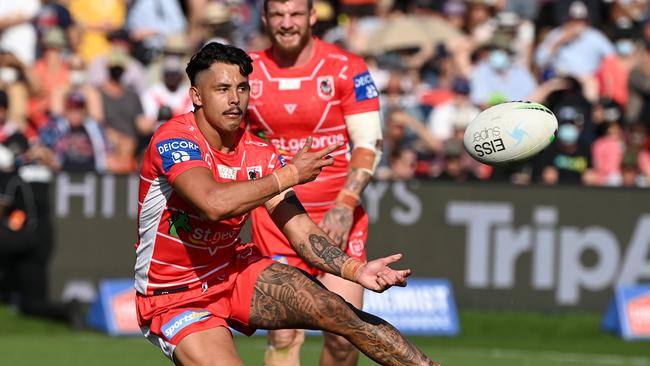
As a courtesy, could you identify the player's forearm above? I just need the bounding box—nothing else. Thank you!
[270,194,361,280]
[203,175,285,220]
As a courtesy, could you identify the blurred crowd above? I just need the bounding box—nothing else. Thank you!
[1,0,650,189]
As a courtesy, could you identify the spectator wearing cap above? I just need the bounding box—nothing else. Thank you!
[534,104,592,185]
[145,32,192,87]
[125,0,187,66]
[34,0,79,58]
[534,1,614,85]
[138,54,192,157]
[98,49,145,173]
[38,91,108,172]
[427,77,479,141]
[469,34,537,108]
[196,1,235,49]
[0,1,40,65]
[50,54,103,124]
[87,28,146,94]
[68,0,126,64]
[28,28,70,130]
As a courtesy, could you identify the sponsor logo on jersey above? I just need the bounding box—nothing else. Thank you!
[278,155,287,167]
[271,134,346,154]
[217,164,240,180]
[247,166,262,180]
[317,76,335,101]
[157,138,202,172]
[162,310,211,339]
[250,79,263,98]
[353,71,378,102]
[189,228,238,246]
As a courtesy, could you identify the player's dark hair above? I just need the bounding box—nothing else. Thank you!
[263,0,313,13]
[185,42,253,86]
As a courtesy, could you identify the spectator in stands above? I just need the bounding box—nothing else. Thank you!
[595,35,639,109]
[534,106,592,185]
[465,0,498,46]
[68,0,126,64]
[138,54,192,158]
[125,0,187,66]
[626,39,650,127]
[0,50,39,134]
[469,34,537,107]
[98,50,145,174]
[39,91,108,172]
[33,0,79,58]
[427,77,479,141]
[437,140,480,182]
[50,54,102,123]
[197,2,236,48]
[584,121,625,186]
[0,0,40,65]
[28,27,70,130]
[534,1,614,100]
[87,29,146,94]
[389,147,418,180]
[144,32,192,87]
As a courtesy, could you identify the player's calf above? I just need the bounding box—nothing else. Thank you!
[321,332,359,366]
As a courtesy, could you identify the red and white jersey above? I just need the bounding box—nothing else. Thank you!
[134,112,282,295]
[247,38,380,206]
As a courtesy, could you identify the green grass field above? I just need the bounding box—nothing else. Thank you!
[1,306,648,365]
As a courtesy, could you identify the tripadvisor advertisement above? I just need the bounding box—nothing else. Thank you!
[50,174,650,311]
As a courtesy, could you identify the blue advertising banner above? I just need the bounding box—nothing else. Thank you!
[86,279,140,336]
[362,278,459,336]
[602,284,650,340]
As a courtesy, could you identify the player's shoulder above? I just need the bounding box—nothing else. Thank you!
[248,49,265,64]
[318,38,367,67]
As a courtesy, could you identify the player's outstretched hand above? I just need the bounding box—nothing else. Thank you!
[356,254,411,293]
[290,137,343,184]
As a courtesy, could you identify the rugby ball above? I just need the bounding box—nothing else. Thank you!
[463,101,558,165]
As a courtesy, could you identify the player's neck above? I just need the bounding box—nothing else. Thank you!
[194,112,239,153]
[271,37,316,68]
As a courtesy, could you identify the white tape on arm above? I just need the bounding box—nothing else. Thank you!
[344,111,383,174]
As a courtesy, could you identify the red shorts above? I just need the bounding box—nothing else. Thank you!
[251,204,368,276]
[135,243,274,359]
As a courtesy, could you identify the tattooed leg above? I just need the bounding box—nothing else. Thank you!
[249,263,434,366]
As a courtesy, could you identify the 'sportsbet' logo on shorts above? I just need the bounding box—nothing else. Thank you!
[161,310,211,339]
[353,71,378,102]
[157,138,202,172]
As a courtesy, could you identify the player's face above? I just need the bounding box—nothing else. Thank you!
[263,0,316,56]
[190,62,250,133]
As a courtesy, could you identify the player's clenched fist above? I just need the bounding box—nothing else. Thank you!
[290,137,343,184]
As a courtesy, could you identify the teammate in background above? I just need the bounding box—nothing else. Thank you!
[247,1,383,365]
[134,42,437,366]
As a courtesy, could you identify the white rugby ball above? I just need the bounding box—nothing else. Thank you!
[463,101,558,165]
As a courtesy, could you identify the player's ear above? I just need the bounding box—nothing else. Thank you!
[309,7,317,27]
[189,86,203,107]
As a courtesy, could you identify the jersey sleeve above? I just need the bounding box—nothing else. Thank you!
[150,127,209,184]
[338,55,380,116]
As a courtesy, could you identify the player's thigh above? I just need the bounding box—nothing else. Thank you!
[318,272,363,309]
[249,262,353,331]
[173,326,243,366]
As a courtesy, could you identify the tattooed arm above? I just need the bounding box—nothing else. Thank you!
[319,168,371,249]
[265,190,410,292]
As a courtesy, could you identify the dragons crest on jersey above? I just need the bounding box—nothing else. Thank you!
[317,76,335,101]
[250,79,263,99]
[247,166,262,180]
